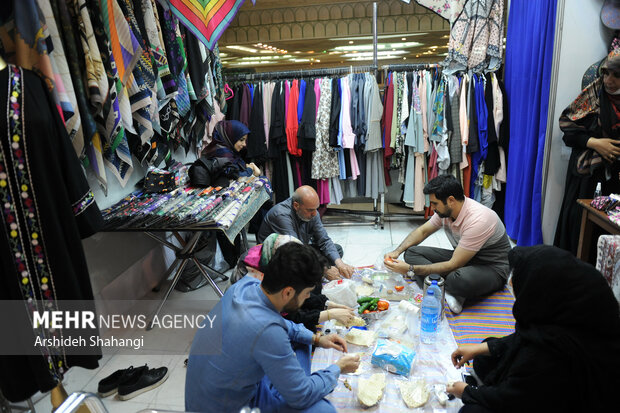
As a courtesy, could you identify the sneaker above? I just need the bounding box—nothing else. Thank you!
[117,366,169,401]
[445,293,464,314]
[97,365,147,397]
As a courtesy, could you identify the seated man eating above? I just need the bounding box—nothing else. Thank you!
[384,175,511,313]
[185,243,360,413]
[257,185,355,280]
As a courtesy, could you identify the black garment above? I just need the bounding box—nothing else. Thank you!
[0,68,104,402]
[268,82,289,202]
[246,84,267,164]
[227,85,242,121]
[297,79,317,151]
[285,287,328,332]
[554,89,620,255]
[461,246,620,413]
[483,73,500,175]
[329,78,341,148]
[466,78,479,154]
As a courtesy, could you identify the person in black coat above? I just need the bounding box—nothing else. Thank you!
[446,245,620,412]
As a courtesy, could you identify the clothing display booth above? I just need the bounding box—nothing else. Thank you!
[1,0,619,413]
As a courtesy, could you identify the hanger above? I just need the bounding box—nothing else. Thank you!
[224,83,234,100]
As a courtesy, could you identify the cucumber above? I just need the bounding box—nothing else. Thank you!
[358,302,372,314]
[357,296,375,304]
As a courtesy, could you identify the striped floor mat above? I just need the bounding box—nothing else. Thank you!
[446,286,516,346]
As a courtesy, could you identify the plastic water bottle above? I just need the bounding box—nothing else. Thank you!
[420,285,441,344]
[594,182,602,198]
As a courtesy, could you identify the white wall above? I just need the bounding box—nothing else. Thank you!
[542,0,612,243]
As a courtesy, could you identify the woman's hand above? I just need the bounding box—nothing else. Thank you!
[587,138,620,162]
[451,342,490,368]
[248,162,261,176]
[446,382,468,399]
[326,308,357,325]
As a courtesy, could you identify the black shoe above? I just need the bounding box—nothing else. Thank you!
[117,366,169,401]
[97,365,147,398]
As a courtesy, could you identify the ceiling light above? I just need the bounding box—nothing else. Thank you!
[341,50,406,58]
[349,41,354,44]
[308,51,314,54]
[294,51,301,54]
[403,57,407,60]
[316,59,320,62]
[257,43,262,46]
[329,33,428,41]
[402,37,406,41]
[219,52,229,57]
[226,45,258,53]
[332,42,421,52]
[430,46,438,49]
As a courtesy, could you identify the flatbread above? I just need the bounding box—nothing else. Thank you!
[399,379,430,408]
[357,373,386,407]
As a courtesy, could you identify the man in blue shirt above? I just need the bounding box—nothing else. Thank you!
[257,185,355,280]
[185,243,360,412]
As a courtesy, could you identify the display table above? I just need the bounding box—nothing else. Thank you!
[311,273,463,412]
[577,198,620,262]
[102,177,271,329]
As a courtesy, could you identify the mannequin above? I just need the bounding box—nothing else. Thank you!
[0,61,104,408]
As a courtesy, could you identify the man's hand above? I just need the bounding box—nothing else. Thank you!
[327,308,357,325]
[383,258,409,275]
[451,342,490,369]
[325,266,341,281]
[335,354,361,374]
[446,382,468,399]
[335,259,354,279]
[318,333,348,353]
[384,250,400,261]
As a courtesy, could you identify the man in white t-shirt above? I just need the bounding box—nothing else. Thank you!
[384,175,511,313]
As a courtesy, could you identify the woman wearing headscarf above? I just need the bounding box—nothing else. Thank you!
[202,119,261,181]
[555,48,620,255]
[231,233,357,332]
[446,245,620,412]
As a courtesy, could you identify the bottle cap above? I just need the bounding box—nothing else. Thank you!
[431,280,438,286]
[427,289,435,295]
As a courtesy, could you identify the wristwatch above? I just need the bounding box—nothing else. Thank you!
[406,264,415,279]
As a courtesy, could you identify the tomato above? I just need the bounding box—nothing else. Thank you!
[377,301,389,311]
[363,309,370,314]
[394,285,404,292]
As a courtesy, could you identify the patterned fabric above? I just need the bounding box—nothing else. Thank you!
[259,233,302,269]
[312,78,339,179]
[75,0,108,111]
[163,0,247,50]
[416,0,466,23]
[443,0,504,74]
[37,0,85,157]
[596,235,620,306]
[446,286,516,346]
[73,191,96,216]
[0,65,66,381]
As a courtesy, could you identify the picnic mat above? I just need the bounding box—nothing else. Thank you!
[446,286,516,346]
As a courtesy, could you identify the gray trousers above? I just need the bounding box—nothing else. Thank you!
[404,246,505,299]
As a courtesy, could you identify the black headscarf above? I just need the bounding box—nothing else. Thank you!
[506,245,620,408]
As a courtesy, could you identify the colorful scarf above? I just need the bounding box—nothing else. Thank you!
[160,0,250,50]
[259,233,302,269]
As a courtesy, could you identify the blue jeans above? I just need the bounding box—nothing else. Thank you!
[250,343,336,413]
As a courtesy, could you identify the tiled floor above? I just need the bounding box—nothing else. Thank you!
[27,218,448,413]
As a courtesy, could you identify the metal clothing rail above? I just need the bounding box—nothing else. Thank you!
[224,64,378,82]
[381,63,441,71]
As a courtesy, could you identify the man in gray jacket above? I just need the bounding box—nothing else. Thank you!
[258,186,355,280]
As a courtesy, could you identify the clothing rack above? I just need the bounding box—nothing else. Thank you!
[224,64,378,82]
[382,63,441,71]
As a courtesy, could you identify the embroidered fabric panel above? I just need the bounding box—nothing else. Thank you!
[0,65,67,379]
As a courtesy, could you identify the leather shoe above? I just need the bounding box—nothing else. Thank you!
[97,365,147,398]
[117,366,169,400]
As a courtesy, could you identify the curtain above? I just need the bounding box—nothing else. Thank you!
[504,0,557,246]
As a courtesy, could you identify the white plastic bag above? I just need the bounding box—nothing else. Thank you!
[322,279,358,308]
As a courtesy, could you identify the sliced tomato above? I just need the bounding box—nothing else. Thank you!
[363,309,370,314]
[377,300,389,311]
[394,285,405,292]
